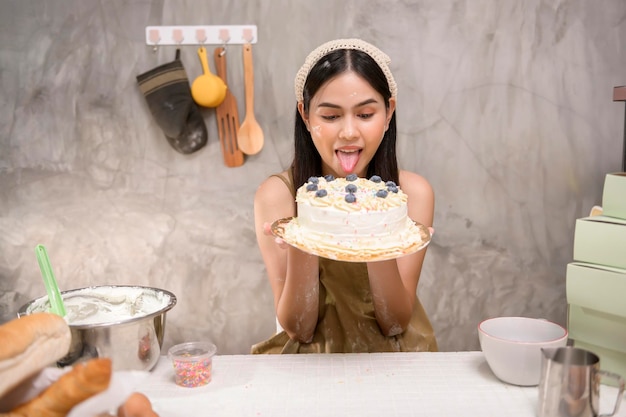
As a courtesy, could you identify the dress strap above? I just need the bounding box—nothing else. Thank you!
[269,171,296,199]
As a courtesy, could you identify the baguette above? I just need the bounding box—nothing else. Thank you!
[0,313,71,397]
[6,358,112,417]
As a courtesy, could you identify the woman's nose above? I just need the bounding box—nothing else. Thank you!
[338,118,358,140]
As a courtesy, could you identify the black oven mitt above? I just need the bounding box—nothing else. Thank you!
[137,49,208,154]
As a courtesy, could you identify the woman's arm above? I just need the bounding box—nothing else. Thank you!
[254,173,320,343]
[366,170,434,336]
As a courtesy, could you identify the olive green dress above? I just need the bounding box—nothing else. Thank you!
[251,172,438,354]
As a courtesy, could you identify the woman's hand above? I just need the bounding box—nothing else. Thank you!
[263,222,289,249]
[116,392,159,417]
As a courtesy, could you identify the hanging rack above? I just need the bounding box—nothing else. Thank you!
[145,25,257,48]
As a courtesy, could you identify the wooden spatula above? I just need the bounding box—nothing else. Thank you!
[214,47,244,167]
[237,43,264,155]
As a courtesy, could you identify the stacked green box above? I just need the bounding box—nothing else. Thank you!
[567,173,626,384]
[602,172,626,219]
[566,263,626,381]
[573,216,626,269]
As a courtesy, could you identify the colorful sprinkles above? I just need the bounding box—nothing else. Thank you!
[172,356,213,387]
[168,341,217,388]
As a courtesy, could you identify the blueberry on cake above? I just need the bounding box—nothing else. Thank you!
[280,175,429,261]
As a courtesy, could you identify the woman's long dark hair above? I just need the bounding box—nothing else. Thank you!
[290,48,398,191]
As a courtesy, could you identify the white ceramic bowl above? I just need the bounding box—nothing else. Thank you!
[478,317,568,386]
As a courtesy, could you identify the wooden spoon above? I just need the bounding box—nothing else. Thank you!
[237,43,264,155]
[214,47,244,167]
[191,46,227,108]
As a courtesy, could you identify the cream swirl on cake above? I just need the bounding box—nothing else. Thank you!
[275,174,431,261]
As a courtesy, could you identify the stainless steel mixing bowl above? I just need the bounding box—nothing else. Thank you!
[18,285,177,371]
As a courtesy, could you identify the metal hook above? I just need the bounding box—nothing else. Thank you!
[242,28,255,43]
[172,29,184,45]
[219,29,230,56]
[196,29,207,47]
[148,29,160,53]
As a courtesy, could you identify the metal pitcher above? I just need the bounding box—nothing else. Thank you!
[538,347,624,417]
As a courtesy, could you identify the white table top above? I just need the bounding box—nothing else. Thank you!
[139,351,625,417]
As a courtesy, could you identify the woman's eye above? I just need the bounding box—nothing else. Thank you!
[358,113,374,119]
[321,115,339,121]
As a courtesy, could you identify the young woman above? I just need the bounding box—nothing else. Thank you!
[252,39,437,353]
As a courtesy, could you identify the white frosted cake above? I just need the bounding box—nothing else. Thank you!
[278,174,429,261]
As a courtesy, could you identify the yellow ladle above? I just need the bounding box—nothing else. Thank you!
[191,46,227,108]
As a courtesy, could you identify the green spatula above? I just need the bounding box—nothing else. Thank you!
[35,244,66,317]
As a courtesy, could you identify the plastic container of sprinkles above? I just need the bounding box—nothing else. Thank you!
[168,341,217,387]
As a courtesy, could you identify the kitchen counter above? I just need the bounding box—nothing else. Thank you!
[140,351,625,417]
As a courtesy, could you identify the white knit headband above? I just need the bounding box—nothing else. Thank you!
[294,38,398,102]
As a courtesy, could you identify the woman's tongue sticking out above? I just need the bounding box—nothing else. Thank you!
[337,149,360,174]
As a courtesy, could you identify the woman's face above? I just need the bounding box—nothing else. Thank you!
[298,71,396,178]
